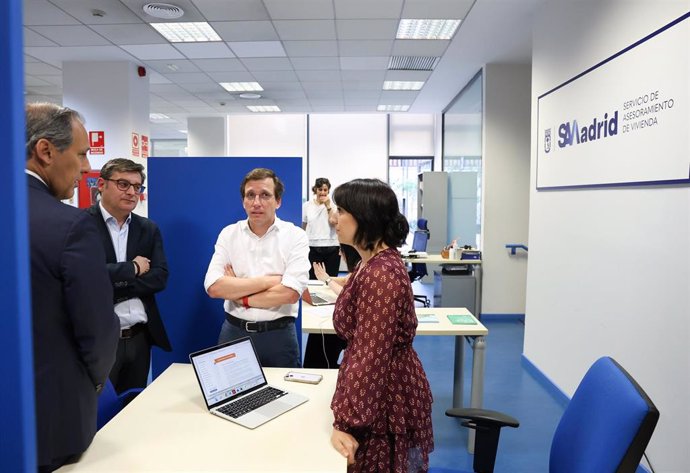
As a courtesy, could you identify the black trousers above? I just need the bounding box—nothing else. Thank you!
[109,325,151,394]
[308,246,341,280]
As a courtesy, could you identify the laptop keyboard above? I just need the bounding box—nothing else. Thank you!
[217,386,287,418]
[311,294,334,305]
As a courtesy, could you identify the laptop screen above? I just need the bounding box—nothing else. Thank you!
[189,337,268,409]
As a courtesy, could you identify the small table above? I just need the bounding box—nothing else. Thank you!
[59,365,345,472]
[302,288,488,453]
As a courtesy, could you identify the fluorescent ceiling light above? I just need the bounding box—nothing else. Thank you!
[377,105,410,112]
[219,81,264,92]
[178,129,188,134]
[396,19,461,40]
[247,105,280,112]
[383,81,425,91]
[151,22,221,42]
[149,113,170,120]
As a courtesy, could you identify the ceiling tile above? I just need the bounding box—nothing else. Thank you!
[401,0,474,19]
[121,44,185,60]
[341,80,385,91]
[333,0,404,20]
[90,24,167,45]
[345,105,377,111]
[150,84,192,95]
[336,20,398,40]
[338,40,394,56]
[24,28,58,47]
[263,90,307,99]
[25,54,40,63]
[24,62,62,75]
[263,0,334,20]
[241,57,293,71]
[164,73,216,84]
[227,41,286,58]
[344,90,381,99]
[192,0,270,21]
[296,70,341,82]
[251,70,299,82]
[174,42,236,59]
[282,41,338,57]
[307,89,342,99]
[340,57,390,70]
[379,90,419,103]
[49,0,144,24]
[30,26,111,47]
[192,58,247,72]
[312,105,344,112]
[211,21,278,41]
[310,98,344,106]
[392,40,450,56]
[24,76,52,87]
[38,75,63,86]
[290,57,340,70]
[24,0,81,26]
[144,59,201,74]
[207,71,256,82]
[258,81,304,91]
[340,70,387,81]
[148,71,173,84]
[273,20,336,41]
[24,46,136,68]
[301,81,344,91]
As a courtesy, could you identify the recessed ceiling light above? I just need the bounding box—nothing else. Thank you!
[143,3,184,19]
[247,105,280,113]
[151,22,221,42]
[377,105,410,112]
[149,113,170,120]
[383,81,425,91]
[396,19,461,40]
[165,63,179,71]
[239,93,262,99]
[220,82,264,92]
[178,129,188,134]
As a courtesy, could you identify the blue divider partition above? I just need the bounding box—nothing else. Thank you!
[148,157,303,377]
[1,0,37,470]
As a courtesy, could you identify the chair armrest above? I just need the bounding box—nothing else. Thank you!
[445,408,520,429]
[118,387,144,406]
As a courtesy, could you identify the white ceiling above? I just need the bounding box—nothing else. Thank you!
[23,0,542,139]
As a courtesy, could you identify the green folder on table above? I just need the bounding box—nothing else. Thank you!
[447,314,477,325]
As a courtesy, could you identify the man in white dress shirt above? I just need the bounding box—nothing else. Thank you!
[204,168,310,367]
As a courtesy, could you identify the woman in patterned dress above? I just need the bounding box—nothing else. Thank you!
[329,178,434,473]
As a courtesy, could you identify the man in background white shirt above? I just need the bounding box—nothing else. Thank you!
[204,168,310,367]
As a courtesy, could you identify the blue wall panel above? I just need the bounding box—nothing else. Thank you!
[148,157,303,377]
[0,0,36,470]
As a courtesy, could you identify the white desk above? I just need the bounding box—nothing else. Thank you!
[59,365,345,472]
[302,290,488,452]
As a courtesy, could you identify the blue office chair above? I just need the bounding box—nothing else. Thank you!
[97,379,143,430]
[408,221,431,307]
[446,356,659,473]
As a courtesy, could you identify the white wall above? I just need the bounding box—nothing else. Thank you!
[526,2,689,471]
[188,116,227,157]
[482,64,531,314]
[309,114,388,193]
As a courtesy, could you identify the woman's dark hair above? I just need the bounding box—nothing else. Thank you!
[312,177,331,194]
[333,178,409,251]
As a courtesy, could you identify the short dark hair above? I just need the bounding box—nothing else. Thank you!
[100,158,146,184]
[240,168,284,200]
[312,177,331,194]
[333,178,409,251]
[25,102,84,160]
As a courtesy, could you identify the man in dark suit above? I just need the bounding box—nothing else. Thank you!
[25,103,119,472]
[86,158,171,394]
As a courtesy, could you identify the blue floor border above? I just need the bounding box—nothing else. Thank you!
[480,313,525,322]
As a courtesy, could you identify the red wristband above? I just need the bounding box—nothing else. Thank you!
[242,296,250,309]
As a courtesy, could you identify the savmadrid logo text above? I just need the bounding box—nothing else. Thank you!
[557,110,619,148]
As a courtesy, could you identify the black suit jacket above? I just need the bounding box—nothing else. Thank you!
[27,176,119,466]
[86,204,172,351]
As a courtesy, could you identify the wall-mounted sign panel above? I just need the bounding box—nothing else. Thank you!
[536,12,690,190]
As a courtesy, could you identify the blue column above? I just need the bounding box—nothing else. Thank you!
[0,1,36,471]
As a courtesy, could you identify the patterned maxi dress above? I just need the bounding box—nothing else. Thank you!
[331,248,434,473]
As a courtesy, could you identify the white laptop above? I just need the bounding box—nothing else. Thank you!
[189,337,308,429]
[307,289,337,306]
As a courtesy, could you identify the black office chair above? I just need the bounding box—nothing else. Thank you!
[408,219,431,307]
[446,356,659,473]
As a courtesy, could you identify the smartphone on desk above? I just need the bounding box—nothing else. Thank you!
[284,371,323,384]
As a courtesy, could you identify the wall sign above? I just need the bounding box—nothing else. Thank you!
[132,132,139,157]
[89,130,104,155]
[141,135,149,159]
[536,12,690,190]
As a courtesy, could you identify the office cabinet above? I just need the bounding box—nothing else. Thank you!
[434,271,477,316]
[418,172,448,253]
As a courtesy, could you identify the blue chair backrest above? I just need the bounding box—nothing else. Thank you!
[417,218,429,232]
[549,357,659,473]
[97,379,121,430]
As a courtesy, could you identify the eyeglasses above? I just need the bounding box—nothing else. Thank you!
[244,191,274,202]
[106,179,146,194]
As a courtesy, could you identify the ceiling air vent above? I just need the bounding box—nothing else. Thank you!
[388,56,440,71]
[143,3,184,19]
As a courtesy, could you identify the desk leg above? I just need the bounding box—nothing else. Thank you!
[453,335,464,408]
[467,336,486,453]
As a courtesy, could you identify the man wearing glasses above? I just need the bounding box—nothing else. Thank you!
[25,103,119,472]
[204,167,309,367]
[86,158,172,394]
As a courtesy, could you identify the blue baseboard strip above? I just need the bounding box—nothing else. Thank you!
[480,313,525,322]
[520,354,570,409]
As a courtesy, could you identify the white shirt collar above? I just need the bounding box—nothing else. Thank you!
[99,201,131,226]
[25,169,47,187]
